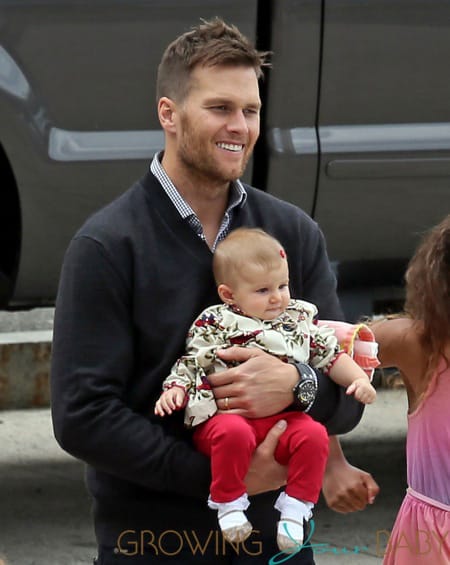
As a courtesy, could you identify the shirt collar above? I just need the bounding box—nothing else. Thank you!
[150,151,247,220]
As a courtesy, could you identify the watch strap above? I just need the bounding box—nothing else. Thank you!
[292,362,318,413]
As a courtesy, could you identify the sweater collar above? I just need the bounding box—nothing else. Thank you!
[149,152,247,250]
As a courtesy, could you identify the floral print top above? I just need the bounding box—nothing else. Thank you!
[162,299,340,428]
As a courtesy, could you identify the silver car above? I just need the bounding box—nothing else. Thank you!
[1,0,449,318]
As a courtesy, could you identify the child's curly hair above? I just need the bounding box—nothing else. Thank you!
[404,214,450,368]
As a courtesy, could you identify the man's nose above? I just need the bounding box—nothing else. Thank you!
[227,110,248,133]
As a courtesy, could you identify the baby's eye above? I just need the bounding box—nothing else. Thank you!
[256,288,268,294]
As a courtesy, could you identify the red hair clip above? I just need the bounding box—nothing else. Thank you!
[280,249,286,258]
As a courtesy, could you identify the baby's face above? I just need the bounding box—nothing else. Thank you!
[230,261,290,320]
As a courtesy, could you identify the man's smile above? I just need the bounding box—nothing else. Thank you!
[216,142,244,152]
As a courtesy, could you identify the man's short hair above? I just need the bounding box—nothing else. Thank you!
[156,17,270,104]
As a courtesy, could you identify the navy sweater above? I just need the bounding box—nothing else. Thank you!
[51,171,360,544]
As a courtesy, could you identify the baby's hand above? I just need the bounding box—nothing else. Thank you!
[154,387,186,417]
[346,378,377,404]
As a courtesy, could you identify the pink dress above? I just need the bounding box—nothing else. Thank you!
[383,358,450,565]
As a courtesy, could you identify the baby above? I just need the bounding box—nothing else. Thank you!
[155,227,377,553]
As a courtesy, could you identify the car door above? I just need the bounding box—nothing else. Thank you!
[0,0,259,304]
[315,0,450,279]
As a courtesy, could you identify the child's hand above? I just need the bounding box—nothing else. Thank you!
[346,378,377,404]
[154,387,186,417]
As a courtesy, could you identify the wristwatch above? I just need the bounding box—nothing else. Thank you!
[292,363,318,412]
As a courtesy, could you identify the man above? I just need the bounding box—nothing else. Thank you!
[51,18,379,564]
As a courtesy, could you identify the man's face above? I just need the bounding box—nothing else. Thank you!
[175,64,261,185]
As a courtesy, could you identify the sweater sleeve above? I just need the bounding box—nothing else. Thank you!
[294,220,364,434]
[299,223,343,321]
[50,235,211,499]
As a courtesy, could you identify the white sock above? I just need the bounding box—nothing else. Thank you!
[274,492,314,552]
[274,492,314,522]
[208,494,252,543]
[218,509,249,531]
[277,519,304,546]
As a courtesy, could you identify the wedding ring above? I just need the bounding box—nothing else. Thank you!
[224,397,229,410]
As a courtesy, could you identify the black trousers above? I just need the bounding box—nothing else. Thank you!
[92,478,318,565]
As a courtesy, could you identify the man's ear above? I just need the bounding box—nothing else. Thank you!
[158,97,177,133]
[218,284,234,304]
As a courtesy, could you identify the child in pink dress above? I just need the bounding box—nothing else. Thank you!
[371,214,450,565]
[155,227,378,554]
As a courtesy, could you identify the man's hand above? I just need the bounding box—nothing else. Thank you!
[245,419,288,496]
[323,436,380,512]
[208,347,298,418]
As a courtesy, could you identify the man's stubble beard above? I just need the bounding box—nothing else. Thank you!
[178,115,252,185]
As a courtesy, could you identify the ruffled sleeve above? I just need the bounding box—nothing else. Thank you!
[316,320,380,380]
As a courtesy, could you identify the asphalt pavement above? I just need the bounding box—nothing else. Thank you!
[0,389,408,565]
[0,307,408,564]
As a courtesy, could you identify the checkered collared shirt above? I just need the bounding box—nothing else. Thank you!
[150,152,247,250]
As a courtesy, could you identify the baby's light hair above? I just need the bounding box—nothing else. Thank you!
[213,227,287,286]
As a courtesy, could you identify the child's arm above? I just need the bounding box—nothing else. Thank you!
[369,317,413,370]
[310,318,377,403]
[316,320,380,380]
[369,316,425,408]
[154,305,226,419]
[154,386,187,417]
[329,353,377,404]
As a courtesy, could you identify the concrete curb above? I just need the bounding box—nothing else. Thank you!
[0,327,402,410]
[0,330,52,410]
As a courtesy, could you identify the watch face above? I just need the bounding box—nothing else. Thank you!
[298,380,316,403]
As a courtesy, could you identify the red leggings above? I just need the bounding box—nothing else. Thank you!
[193,411,329,504]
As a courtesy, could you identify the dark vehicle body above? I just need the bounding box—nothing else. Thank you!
[1,0,449,318]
